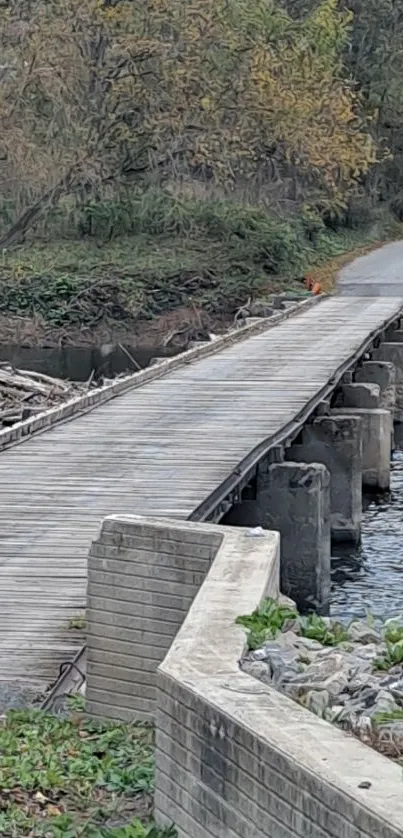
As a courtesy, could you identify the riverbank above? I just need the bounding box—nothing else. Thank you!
[0,193,399,350]
[240,597,403,764]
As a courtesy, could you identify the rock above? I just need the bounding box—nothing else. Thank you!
[350,643,383,662]
[281,618,301,635]
[295,637,323,652]
[276,631,301,648]
[248,300,275,317]
[251,640,298,665]
[282,654,350,699]
[249,641,300,684]
[325,704,351,724]
[344,688,380,715]
[349,621,381,644]
[305,690,330,716]
[241,660,272,684]
[389,681,403,702]
[369,689,400,716]
[322,671,350,698]
[274,663,303,689]
[347,673,379,694]
[298,654,347,682]
[278,593,297,610]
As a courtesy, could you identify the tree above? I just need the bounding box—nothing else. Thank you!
[341,0,403,206]
[0,0,377,245]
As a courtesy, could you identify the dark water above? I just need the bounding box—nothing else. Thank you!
[0,343,180,381]
[331,427,403,622]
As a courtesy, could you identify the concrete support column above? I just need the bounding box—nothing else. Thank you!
[286,415,362,544]
[224,462,331,613]
[355,361,396,413]
[333,409,391,491]
[333,382,380,409]
[333,382,391,490]
[373,343,403,421]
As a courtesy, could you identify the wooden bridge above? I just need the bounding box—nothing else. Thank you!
[1,294,403,705]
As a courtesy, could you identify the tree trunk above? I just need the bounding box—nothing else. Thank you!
[0,168,78,249]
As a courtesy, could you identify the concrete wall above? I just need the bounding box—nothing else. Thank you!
[86,515,222,721]
[154,521,403,838]
[86,516,403,838]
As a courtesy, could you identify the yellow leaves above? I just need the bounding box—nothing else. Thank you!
[0,0,377,200]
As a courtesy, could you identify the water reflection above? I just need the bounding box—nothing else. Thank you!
[331,425,403,622]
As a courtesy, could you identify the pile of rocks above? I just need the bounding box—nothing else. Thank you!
[241,603,403,760]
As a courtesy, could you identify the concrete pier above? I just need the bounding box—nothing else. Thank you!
[333,382,380,409]
[223,462,331,612]
[373,342,403,421]
[333,408,391,490]
[355,361,396,413]
[333,381,392,490]
[286,415,362,544]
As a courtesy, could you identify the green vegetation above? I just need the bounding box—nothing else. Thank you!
[237,597,351,649]
[297,613,350,647]
[1,193,383,334]
[373,619,403,670]
[0,710,171,838]
[236,597,298,649]
[0,1,402,340]
[372,709,403,726]
[68,615,87,630]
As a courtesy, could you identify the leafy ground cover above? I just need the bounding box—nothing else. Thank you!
[236,597,351,650]
[0,710,172,838]
[0,192,397,348]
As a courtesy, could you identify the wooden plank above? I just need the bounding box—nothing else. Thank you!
[0,295,401,698]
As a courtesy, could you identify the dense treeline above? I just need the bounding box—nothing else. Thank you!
[0,0,401,241]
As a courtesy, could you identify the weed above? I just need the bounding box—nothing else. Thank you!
[0,709,162,837]
[297,613,350,647]
[372,619,403,671]
[383,620,403,646]
[69,615,87,630]
[236,598,298,650]
[66,693,86,712]
[374,639,403,671]
[237,598,352,650]
[372,709,403,726]
[1,188,397,336]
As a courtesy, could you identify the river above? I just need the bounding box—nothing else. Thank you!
[331,424,403,622]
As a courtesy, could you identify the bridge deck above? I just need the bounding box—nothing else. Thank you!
[0,295,402,702]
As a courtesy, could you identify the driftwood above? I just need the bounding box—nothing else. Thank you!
[0,362,92,429]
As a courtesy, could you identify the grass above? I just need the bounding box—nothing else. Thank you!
[0,189,398,343]
[0,709,172,838]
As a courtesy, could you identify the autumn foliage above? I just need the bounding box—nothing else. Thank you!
[0,0,379,245]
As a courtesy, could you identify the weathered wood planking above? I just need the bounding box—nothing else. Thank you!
[0,295,402,695]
